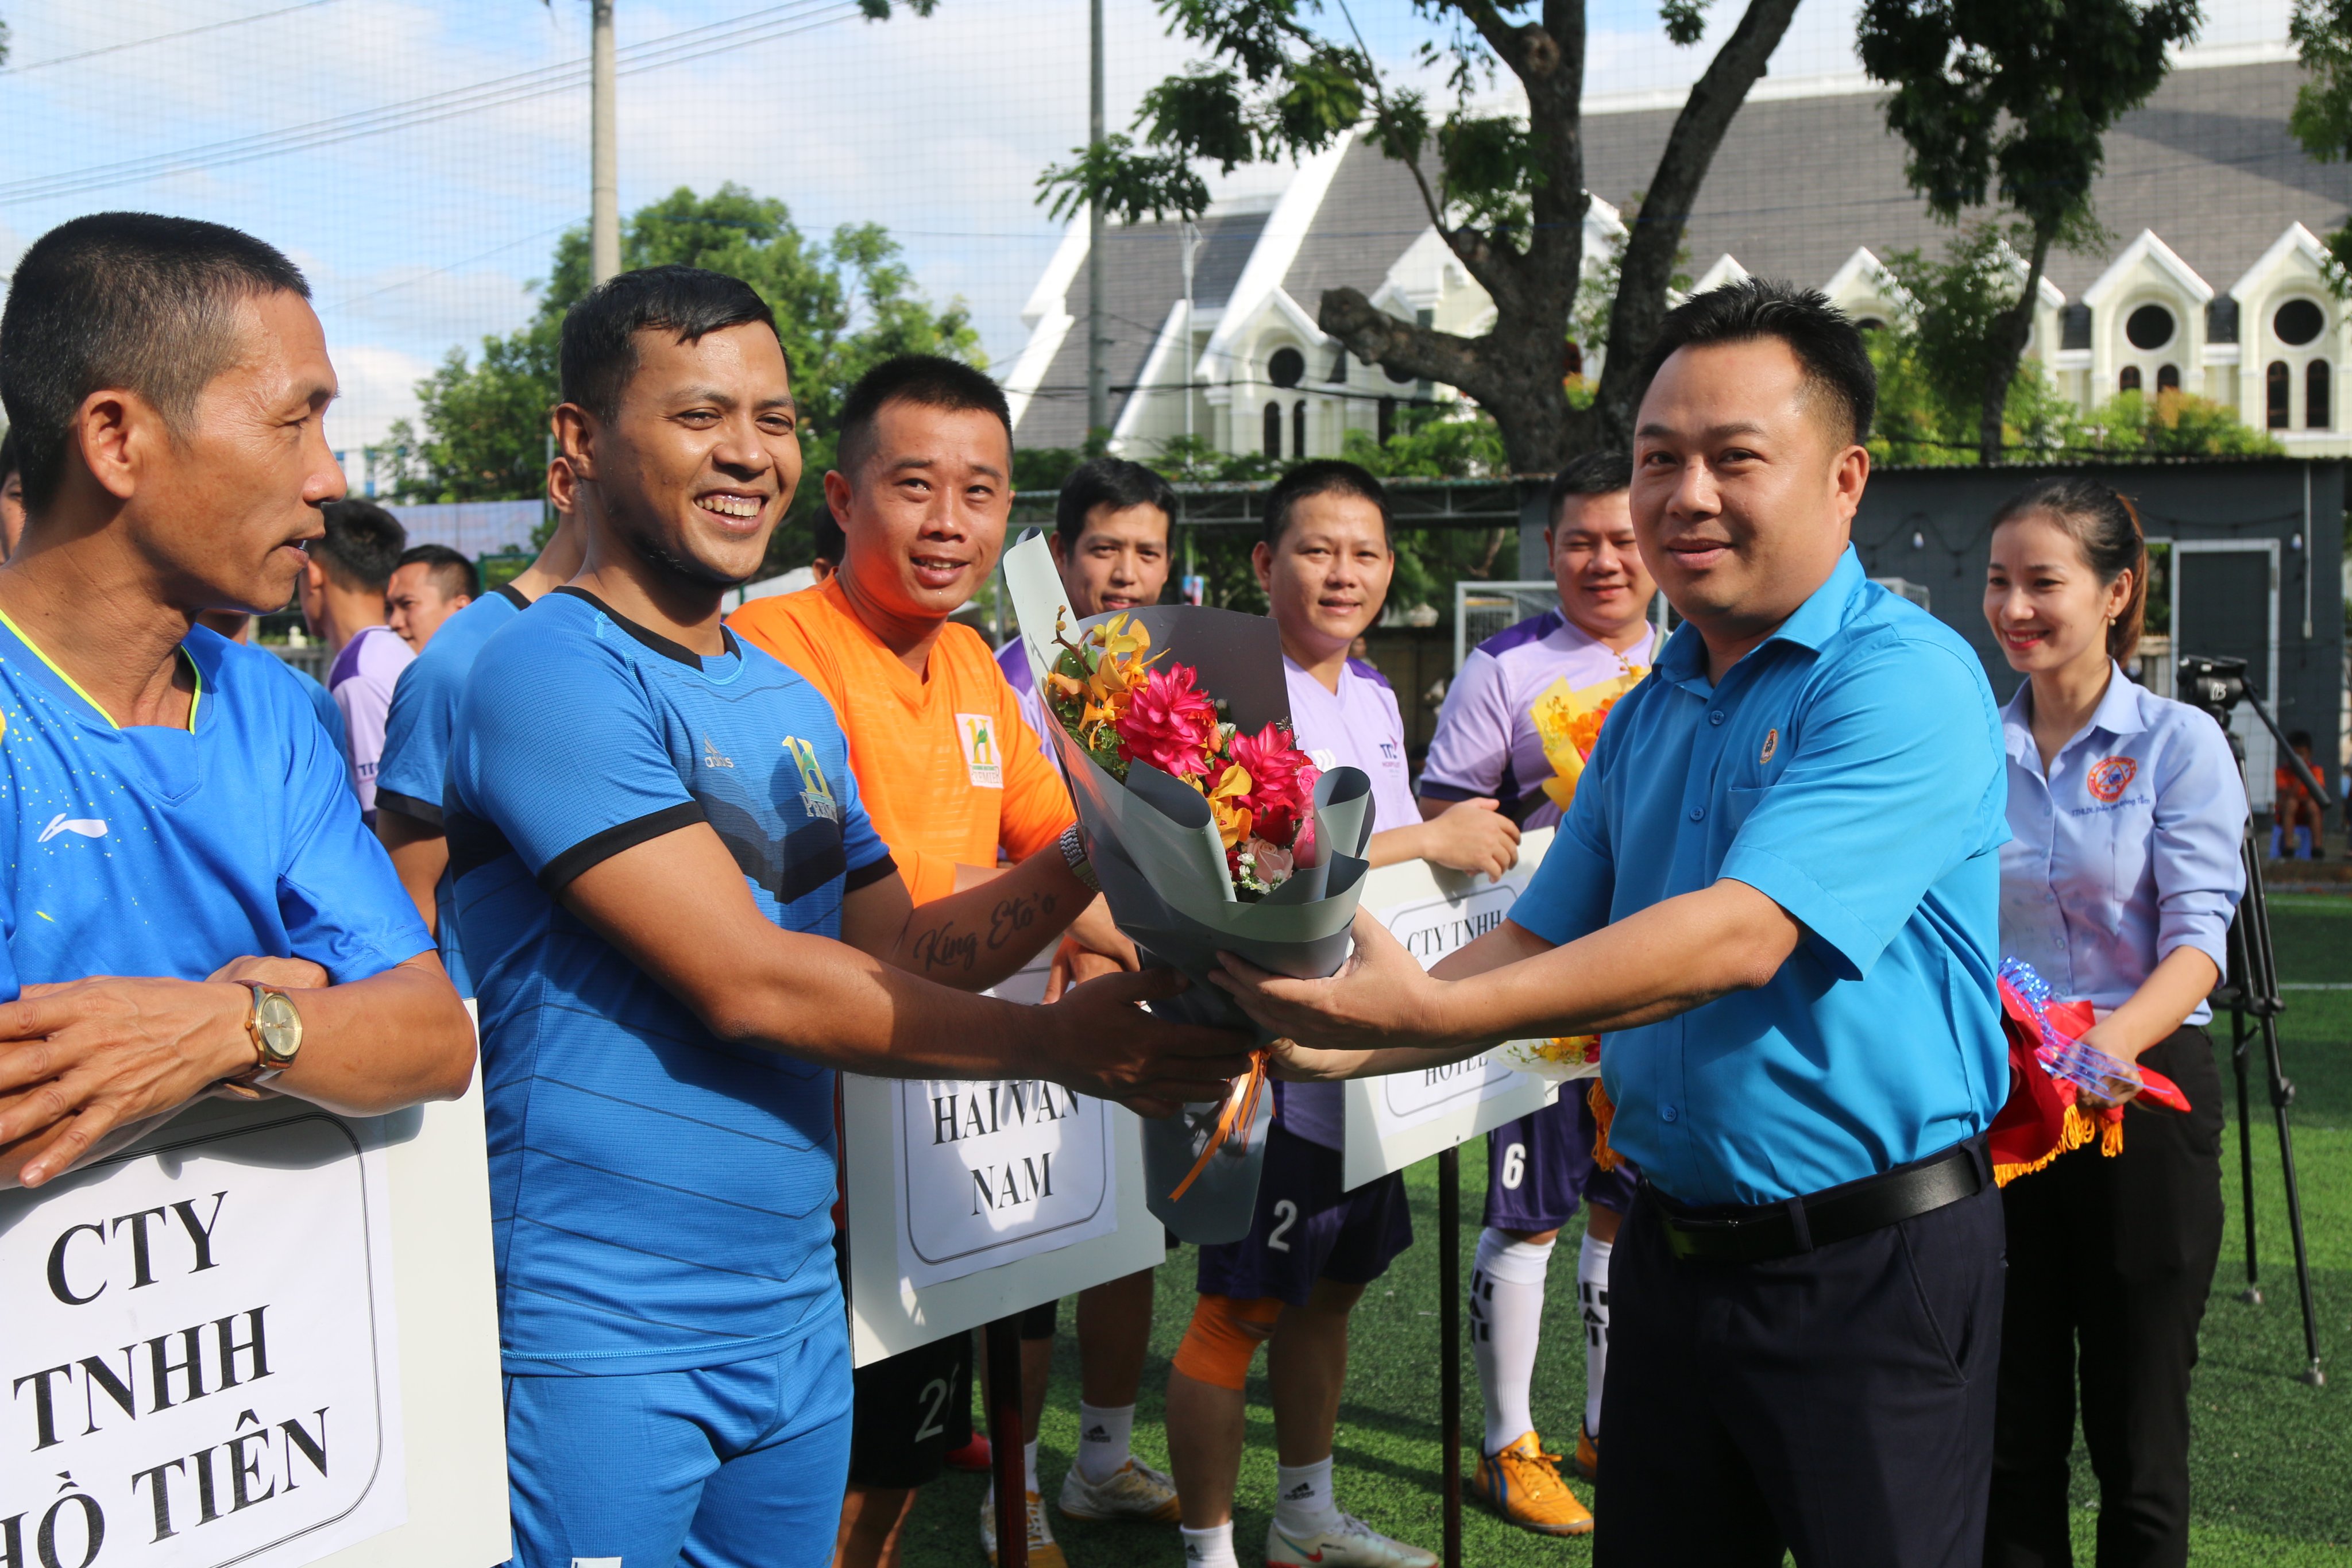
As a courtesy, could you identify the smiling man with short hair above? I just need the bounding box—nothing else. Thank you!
[1215,280,2011,1567]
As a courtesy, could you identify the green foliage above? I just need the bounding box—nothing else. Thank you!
[2291,0,2352,289]
[2068,390,2285,458]
[380,183,980,570]
[1338,404,1506,478]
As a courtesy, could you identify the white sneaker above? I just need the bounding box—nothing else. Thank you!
[1058,1457,1182,1522]
[1264,1513,1438,1568]
[980,1488,1068,1568]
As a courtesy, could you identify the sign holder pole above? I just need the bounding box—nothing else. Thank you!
[1438,1144,1463,1568]
[986,1314,1030,1568]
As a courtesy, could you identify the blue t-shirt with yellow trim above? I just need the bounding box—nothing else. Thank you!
[0,613,430,997]
[445,587,892,1376]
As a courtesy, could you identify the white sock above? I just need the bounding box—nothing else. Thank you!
[1181,1521,1239,1567]
[1470,1226,1554,1454]
[1077,1400,1134,1482]
[1272,1455,1339,1538]
[1025,1436,1041,1496]
[1580,1231,1613,1440]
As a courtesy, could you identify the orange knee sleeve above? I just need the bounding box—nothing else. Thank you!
[1172,1294,1282,1391]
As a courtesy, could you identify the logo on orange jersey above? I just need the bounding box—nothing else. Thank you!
[957,713,1005,789]
[2086,755,2138,803]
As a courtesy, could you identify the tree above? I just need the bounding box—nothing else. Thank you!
[2289,0,2352,285]
[1040,0,1806,474]
[1856,0,2202,464]
[383,184,979,565]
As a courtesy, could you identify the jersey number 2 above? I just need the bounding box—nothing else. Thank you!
[1266,1199,1300,1252]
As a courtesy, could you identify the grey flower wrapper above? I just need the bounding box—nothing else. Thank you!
[1004,534,1375,1242]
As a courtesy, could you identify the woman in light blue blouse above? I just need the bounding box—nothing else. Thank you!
[1980,477,2246,1568]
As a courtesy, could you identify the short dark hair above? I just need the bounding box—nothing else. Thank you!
[314,499,407,593]
[396,542,479,602]
[1547,450,1632,527]
[835,354,1012,478]
[2289,728,2314,750]
[1055,457,1177,550]
[559,265,782,426]
[1,213,310,511]
[1260,459,1391,549]
[1633,278,1876,447]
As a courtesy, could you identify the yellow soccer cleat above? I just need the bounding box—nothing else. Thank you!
[1467,1431,1594,1537]
[1574,1420,1599,1482]
[982,1488,1069,1568]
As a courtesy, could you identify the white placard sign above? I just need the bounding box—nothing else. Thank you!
[844,1059,1164,1368]
[0,1087,509,1568]
[1341,828,1561,1190]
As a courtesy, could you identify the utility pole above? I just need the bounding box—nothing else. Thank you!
[590,0,620,284]
[1085,0,1107,446]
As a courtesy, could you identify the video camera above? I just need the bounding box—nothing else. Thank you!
[2176,653,2334,810]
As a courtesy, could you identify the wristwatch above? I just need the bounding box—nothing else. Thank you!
[226,983,303,1091]
[1058,823,1099,893]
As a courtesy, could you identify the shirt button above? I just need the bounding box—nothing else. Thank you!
[1689,806,1705,821]
[1661,1104,1679,1123]
[1709,710,1726,727]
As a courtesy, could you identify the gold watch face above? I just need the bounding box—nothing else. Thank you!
[254,990,303,1064]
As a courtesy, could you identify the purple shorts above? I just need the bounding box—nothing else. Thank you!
[1482,1090,1636,1233]
[1195,1121,1414,1306]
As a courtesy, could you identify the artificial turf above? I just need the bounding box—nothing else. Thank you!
[898,894,2352,1565]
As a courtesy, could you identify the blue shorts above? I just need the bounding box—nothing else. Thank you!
[504,1328,852,1567]
[1195,1121,1413,1305]
[1482,1090,1636,1233]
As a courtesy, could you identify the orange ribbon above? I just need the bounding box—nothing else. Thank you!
[1169,1049,1269,1202]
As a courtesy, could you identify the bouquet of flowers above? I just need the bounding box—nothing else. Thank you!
[1006,533,1374,1242]
[1987,957,2191,1185]
[1042,613,1325,899]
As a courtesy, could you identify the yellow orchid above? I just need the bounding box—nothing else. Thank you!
[1207,761,1256,848]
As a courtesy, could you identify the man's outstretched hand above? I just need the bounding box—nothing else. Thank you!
[1038,967,1253,1118]
[1212,909,1447,1082]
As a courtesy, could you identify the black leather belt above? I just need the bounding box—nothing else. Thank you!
[1647,1138,1987,1265]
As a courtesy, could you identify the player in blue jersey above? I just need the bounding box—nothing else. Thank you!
[373,457,589,990]
[447,265,1248,1568]
[0,213,474,1189]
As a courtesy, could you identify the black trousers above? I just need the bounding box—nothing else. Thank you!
[1986,1025,2225,1568]
[1594,1144,2007,1567]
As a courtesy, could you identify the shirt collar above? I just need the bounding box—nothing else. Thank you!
[1654,547,1865,688]
[2001,661,2146,764]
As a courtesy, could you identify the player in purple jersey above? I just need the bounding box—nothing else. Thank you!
[1167,462,1519,1568]
[299,497,414,821]
[1418,451,1659,1535]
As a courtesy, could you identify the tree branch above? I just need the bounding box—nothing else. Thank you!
[1319,288,1492,395]
[1588,0,1802,439]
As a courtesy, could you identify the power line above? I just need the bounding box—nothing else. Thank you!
[0,0,348,76]
[0,1,867,208]
[321,221,575,314]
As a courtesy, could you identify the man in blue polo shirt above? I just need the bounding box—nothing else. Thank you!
[0,213,474,1188]
[447,264,1248,1567]
[373,458,588,989]
[1215,279,2009,1567]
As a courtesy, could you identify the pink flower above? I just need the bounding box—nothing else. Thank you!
[1115,663,1219,781]
[1229,723,1320,845]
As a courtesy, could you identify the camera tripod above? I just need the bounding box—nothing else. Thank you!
[2179,656,2324,1386]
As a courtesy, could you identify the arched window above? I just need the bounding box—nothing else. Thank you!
[1268,346,1306,388]
[1293,400,1308,458]
[2268,361,2292,428]
[2156,364,2180,395]
[2308,359,2332,429]
[1263,401,1282,458]
[2119,366,2142,394]
[1855,316,1887,334]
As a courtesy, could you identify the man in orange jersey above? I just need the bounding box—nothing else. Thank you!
[730,356,1172,1568]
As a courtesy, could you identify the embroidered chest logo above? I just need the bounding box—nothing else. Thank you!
[701,736,735,768]
[956,713,1005,790]
[2086,755,2138,803]
[1378,740,1402,766]
[782,736,841,822]
[1759,728,1779,764]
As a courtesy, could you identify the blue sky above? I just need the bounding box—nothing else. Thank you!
[0,0,2294,457]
